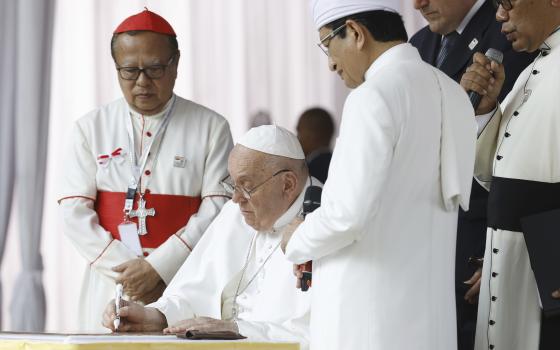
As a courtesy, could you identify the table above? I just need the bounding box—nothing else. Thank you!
[0,333,299,350]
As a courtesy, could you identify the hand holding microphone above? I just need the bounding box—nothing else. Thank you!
[460,48,506,115]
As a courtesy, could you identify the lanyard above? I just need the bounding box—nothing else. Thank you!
[122,95,177,216]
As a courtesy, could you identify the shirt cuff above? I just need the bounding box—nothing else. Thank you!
[145,234,191,285]
[148,299,195,328]
[476,106,498,136]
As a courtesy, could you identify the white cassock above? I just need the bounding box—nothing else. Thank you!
[148,180,312,349]
[285,43,477,350]
[58,95,233,331]
[474,29,560,350]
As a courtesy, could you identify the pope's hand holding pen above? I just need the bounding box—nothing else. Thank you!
[114,283,123,331]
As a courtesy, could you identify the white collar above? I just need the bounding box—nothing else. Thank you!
[364,43,420,81]
[271,177,310,231]
[455,0,485,35]
[128,94,175,119]
[540,26,560,52]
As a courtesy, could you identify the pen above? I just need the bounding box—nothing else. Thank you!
[114,283,123,331]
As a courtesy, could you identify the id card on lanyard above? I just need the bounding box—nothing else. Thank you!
[117,95,177,255]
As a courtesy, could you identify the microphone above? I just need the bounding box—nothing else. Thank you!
[299,185,322,292]
[303,186,322,215]
[468,48,503,109]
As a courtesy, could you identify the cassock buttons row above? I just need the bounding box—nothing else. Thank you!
[491,247,499,303]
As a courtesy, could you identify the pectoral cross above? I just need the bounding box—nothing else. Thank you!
[129,197,155,235]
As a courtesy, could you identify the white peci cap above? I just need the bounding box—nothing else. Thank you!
[311,0,399,29]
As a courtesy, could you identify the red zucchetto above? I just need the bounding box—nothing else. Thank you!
[114,8,176,36]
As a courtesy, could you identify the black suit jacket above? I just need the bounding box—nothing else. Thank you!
[410,0,536,103]
[307,151,332,184]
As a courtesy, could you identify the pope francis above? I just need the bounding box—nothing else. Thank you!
[102,125,312,349]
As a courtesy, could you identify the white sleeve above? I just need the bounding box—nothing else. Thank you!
[59,121,136,279]
[237,313,310,350]
[146,196,228,284]
[146,206,231,325]
[60,197,137,279]
[286,88,398,264]
[148,292,196,327]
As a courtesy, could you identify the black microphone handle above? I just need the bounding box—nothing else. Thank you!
[469,91,483,109]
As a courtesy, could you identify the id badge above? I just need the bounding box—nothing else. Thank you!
[118,222,143,256]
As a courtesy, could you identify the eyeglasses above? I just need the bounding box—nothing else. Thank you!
[317,23,347,56]
[220,169,291,200]
[116,53,177,80]
[492,0,513,10]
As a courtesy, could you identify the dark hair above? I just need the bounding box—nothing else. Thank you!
[298,107,335,144]
[110,30,179,61]
[326,10,408,43]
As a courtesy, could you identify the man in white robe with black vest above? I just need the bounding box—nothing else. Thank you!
[460,0,560,349]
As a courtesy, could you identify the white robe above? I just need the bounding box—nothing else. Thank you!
[474,30,560,350]
[285,43,477,350]
[149,181,312,349]
[58,95,233,331]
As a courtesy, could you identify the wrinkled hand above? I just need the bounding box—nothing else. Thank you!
[281,216,304,253]
[101,299,167,332]
[552,289,560,299]
[113,258,162,301]
[460,52,505,115]
[163,316,239,335]
[135,280,166,305]
[464,268,482,305]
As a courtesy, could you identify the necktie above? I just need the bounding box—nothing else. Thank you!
[436,31,459,68]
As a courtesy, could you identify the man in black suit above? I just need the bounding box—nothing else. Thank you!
[296,107,334,184]
[410,1,536,350]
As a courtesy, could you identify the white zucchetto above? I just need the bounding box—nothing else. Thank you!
[311,0,400,29]
[237,125,305,160]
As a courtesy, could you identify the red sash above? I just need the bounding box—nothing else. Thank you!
[95,191,201,250]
